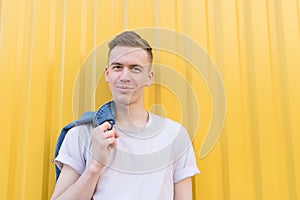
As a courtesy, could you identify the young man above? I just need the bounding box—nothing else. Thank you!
[51,31,199,200]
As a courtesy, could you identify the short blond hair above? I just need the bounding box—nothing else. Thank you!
[108,31,153,63]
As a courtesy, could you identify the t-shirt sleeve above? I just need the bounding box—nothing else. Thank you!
[54,126,88,175]
[173,127,200,183]
[173,144,200,183]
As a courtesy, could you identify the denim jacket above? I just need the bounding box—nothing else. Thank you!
[54,101,115,181]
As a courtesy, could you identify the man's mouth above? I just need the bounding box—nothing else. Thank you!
[116,85,135,93]
[116,85,134,89]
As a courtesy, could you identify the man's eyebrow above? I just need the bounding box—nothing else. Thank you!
[130,64,144,68]
[110,62,123,66]
[110,62,144,68]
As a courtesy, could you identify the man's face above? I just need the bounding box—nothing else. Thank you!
[106,46,153,105]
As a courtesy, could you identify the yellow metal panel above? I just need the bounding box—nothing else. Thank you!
[0,0,299,199]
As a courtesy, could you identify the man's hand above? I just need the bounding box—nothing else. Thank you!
[91,122,119,167]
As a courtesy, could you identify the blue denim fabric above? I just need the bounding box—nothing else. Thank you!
[54,101,115,181]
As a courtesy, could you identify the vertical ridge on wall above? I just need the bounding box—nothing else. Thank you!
[262,0,283,199]
[241,1,264,199]
[275,1,297,199]
[0,0,5,54]
[23,0,52,198]
[58,0,66,130]
[234,1,250,198]
[213,1,232,199]
[0,0,12,199]
[42,0,58,198]
[203,0,225,199]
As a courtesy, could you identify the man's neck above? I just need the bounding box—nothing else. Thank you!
[114,101,149,131]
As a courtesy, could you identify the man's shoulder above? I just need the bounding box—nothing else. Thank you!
[150,113,182,126]
[65,122,94,143]
[149,113,186,131]
[68,122,94,132]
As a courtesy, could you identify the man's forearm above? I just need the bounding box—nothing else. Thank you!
[174,177,192,200]
[51,159,104,200]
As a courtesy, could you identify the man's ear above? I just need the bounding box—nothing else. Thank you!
[145,71,154,87]
[105,66,109,82]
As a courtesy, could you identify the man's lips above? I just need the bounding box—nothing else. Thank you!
[116,85,134,89]
[116,85,135,93]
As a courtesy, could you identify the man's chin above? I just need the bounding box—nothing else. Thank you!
[113,95,135,105]
[112,90,143,105]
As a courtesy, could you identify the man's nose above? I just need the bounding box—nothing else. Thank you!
[119,68,130,81]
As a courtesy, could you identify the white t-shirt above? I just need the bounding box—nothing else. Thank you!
[55,113,200,200]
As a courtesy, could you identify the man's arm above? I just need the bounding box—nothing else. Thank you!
[174,177,193,200]
[51,159,103,200]
[51,122,118,200]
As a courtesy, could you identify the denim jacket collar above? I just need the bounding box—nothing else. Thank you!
[93,100,115,128]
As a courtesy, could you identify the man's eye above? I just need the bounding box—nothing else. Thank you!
[131,67,142,72]
[112,65,122,70]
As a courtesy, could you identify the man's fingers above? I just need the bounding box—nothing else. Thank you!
[100,121,112,131]
[106,137,117,149]
[103,129,117,138]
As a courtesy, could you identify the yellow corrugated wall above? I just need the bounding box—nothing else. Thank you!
[0,0,299,199]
